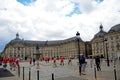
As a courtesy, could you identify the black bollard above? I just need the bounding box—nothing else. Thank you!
[94,65,97,79]
[79,64,81,76]
[18,66,20,77]
[52,73,54,80]
[23,67,24,80]
[114,66,117,80]
[37,70,39,80]
[29,68,31,80]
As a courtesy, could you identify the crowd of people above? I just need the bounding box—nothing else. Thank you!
[0,56,20,71]
[0,55,88,74]
[28,56,65,67]
[1,54,119,76]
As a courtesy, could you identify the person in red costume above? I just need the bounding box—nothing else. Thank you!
[45,56,49,63]
[15,58,19,67]
[29,58,32,66]
[39,56,43,61]
[9,57,14,70]
[60,56,64,65]
[3,57,8,70]
[53,57,57,67]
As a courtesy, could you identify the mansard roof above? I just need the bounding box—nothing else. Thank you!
[8,35,83,47]
[108,24,120,33]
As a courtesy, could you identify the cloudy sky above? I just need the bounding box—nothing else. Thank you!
[0,0,120,52]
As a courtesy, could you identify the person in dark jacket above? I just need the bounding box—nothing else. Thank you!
[33,58,35,66]
[81,55,87,75]
[95,55,101,71]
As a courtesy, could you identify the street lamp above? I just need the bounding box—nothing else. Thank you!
[104,39,110,67]
[76,31,81,75]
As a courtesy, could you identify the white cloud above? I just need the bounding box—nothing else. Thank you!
[0,0,120,45]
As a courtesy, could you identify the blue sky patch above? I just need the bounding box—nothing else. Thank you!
[17,0,36,6]
[0,39,8,52]
[95,0,104,3]
[67,3,81,17]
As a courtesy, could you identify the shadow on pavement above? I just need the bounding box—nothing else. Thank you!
[0,68,14,78]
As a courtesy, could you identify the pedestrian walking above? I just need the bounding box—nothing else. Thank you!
[15,58,20,67]
[39,56,43,61]
[53,57,57,67]
[95,55,101,71]
[81,55,87,75]
[3,57,8,70]
[29,58,32,66]
[0,56,3,66]
[33,58,35,66]
[60,56,64,65]
[45,56,49,63]
[12,62,16,71]
[9,57,14,70]
[48,56,50,63]
[68,56,72,65]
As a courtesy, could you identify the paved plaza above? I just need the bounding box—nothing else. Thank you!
[0,59,120,80]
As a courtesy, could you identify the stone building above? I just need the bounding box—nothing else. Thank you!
[1,33,87,59]
[104,24,120,59]
[91,24,120,59]
[2,24,120,59]
[91,24,107,57]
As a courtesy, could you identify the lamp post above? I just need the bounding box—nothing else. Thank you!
[76,31,81,75]
[113,43,120,80]
[104,39,110,67]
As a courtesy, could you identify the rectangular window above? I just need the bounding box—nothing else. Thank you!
[116,35,119,39]
[111,42,114,48]
[111,36,113,40]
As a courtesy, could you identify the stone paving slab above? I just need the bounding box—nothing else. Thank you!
[1,59,120,80]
